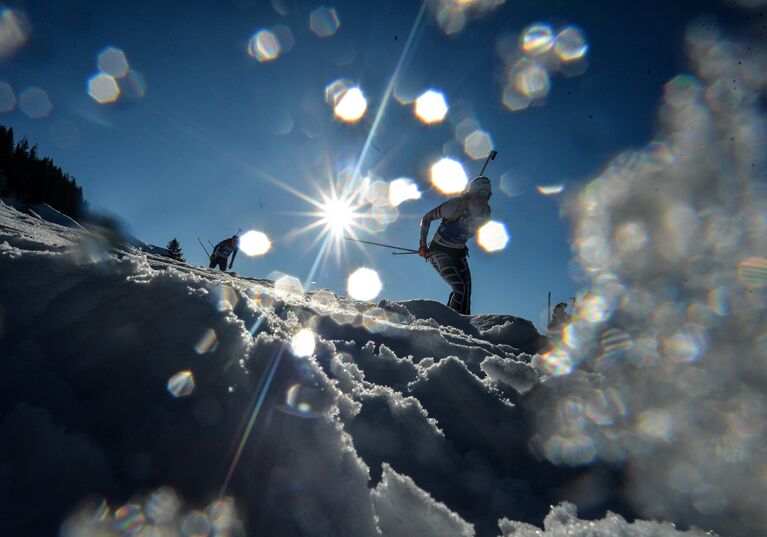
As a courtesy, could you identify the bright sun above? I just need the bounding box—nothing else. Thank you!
[284,170,372,275]
[289,179,367,255]
[321,196,357,237]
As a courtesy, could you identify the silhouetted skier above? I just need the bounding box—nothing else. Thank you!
[547,302,570,335]
[209,235,239,271]
[418,176,492,314]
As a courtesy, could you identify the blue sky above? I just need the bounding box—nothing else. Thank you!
[0,0,743,328]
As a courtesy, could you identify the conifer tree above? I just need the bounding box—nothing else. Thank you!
[165,238,185,262]
[0,124,85,217]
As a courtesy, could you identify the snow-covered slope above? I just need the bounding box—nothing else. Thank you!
[26,202,86,230]
[0,199,715,537]
[2,196,168,256]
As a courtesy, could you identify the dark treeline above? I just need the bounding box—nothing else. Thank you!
[0,124,85,218]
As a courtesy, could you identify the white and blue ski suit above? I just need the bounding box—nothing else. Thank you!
[419,194,490,314]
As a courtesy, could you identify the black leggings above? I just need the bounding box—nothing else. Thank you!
[428,251,472,314]
[209,256,227,271]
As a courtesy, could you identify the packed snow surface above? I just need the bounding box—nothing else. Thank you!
[0,200,715,537]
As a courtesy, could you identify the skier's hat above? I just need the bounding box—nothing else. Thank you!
[468,175,492,195]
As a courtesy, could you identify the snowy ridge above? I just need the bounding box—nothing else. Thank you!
[0,199,715,537]
[25,202,86,230]
[0,197,170,256]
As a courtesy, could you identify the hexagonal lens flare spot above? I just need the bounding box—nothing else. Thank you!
[430,158,468,194]
[477,221,510,252]
[415,89,448,124]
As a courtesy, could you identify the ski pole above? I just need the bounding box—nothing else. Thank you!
[567,296,577,315]
[344,237,418,253]
[478,150,497,176]
[547,291,551,324]
[197,237,211,257]
[392,251,418,255]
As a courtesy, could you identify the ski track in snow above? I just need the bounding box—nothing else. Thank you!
[0,200,715,537]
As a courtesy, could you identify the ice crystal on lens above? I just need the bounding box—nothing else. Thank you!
[0,82,15,112]
[248,29,281,62]
[463,129,494,160]
[522,24,554,55]
[19,87,52,118]
[0,8,28,59]
[554,26,588,61]
[88,73,120,104]
[167,371,195,398]
[274,275,304,297]
[310,6,340,37]
[98,47,130,77]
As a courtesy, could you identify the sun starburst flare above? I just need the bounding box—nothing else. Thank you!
[319,196,359,238]
[286,172,375,271]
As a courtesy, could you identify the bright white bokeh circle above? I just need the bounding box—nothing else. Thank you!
[388,178,421,207]
[430,158,468,194]
[239,230,271,256]
[88,73,120,104]
[415,89,448,124]
[334,86,367,122]
[291,328,316,357]
[347,268,382,301]
[477,221,510,252]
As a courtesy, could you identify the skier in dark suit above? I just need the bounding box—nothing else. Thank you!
[209,235,239,271]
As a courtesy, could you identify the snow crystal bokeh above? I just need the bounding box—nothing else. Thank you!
[88,46,146,104]
[428,0,504,37]
[497,22,589,113]
[0,6,28,60]
[533,21,767,536]
[60,489,244,537]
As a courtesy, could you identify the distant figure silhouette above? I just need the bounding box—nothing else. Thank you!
[209,235,239,271]
[547,302,570,334]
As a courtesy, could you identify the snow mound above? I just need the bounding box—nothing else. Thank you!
[0,199,720,537]
[471,314,544,354]
[480,355,538,395]
[372,463,475,537]
[27,202,85,229]
[396,298,480,337]
[498,502,712,536]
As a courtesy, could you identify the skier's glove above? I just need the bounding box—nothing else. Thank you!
[417,242,429,261]
[228,263,233,269]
